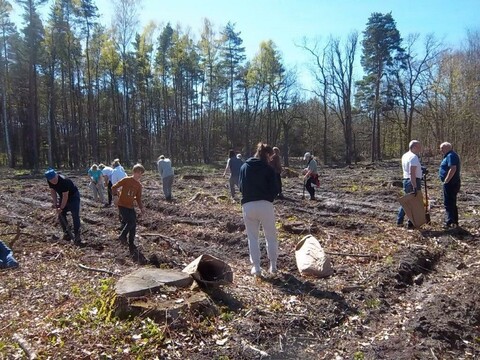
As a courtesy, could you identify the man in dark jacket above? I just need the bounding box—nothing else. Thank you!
[45,169,82,245]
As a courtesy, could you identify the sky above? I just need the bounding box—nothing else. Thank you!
[95,0,479,89]
[13,0,480,89]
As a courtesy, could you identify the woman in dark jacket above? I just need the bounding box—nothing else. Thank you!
[239,142,279,276]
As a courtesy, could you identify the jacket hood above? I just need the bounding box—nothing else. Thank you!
[245,157,266,168]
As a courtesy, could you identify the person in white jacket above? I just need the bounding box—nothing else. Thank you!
[111,159,127,185]
[157,155,174,201]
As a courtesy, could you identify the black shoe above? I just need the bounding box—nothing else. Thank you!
[407,222,415,229]
[73,234,82,246]
[62,233,72,241]
[129,243,137,253]
[118,235,128,245]
[443,222,457,229]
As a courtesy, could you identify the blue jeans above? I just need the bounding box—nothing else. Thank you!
[59,194,81,235]
[397,178,422,225]
[0,240,18,269]
[443,181,460,225]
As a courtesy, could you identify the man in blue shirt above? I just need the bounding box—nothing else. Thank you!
[438,142,461,228]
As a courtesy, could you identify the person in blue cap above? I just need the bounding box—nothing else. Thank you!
[45,169,83,245]
[0,240,18,269]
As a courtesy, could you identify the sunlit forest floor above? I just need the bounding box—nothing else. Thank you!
[1,160,479,359]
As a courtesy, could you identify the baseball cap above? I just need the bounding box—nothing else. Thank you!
[303,152,311,160]
[45,169,57,181]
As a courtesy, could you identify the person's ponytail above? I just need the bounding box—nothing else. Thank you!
[254,142,273,162]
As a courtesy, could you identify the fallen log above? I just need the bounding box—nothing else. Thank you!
[78,263,116,276]
[325,251,383,258]
[12,333,37,360]
[142,233,187,255]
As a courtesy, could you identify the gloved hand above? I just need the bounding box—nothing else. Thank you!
[413,187,417,197]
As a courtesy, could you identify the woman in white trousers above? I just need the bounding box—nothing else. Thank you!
[239,142,279,276]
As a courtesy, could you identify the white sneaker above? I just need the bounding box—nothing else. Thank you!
[269,264,278,274]
[251,266,261,277]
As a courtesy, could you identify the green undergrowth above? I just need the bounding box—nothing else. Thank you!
[175,163,223,175]
[42,278,170,358]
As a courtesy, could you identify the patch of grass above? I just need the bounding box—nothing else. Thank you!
[196,318,216,333]
[349,184,359,192]
[354,351,365,360]
[129,318,166,355]
[54,317,71,328]
[13,169,31,176]
[384,255,394,265]
[219,308,235,322]
[462,211,477,219]
[48,335,65,348]
[340,184,375,193]
[365,298,381,309]
[176,163,221,175]
[269,301,283,312]
[139,318,164,340]
[71,284,82,297]
[68,278,117,327]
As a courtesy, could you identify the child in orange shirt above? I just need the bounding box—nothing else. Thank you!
[112,164,145,251]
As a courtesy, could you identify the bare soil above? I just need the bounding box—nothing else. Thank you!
[1,160,479,359]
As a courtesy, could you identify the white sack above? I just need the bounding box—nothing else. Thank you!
[295,235,334,278]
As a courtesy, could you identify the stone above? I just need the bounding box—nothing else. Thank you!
[115,268,193,297]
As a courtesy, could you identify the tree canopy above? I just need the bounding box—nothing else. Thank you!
[0,5,479,169]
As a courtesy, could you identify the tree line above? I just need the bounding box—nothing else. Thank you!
[0,1,479,170]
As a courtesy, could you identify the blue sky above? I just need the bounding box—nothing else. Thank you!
[12,0,480,88]
[95,0,478,88]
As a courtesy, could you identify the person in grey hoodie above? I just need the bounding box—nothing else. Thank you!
[239,142,279,277]
[223,149,244,198]
[157,155,174,201]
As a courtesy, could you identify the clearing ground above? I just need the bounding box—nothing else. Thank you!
[0,159,479,359]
